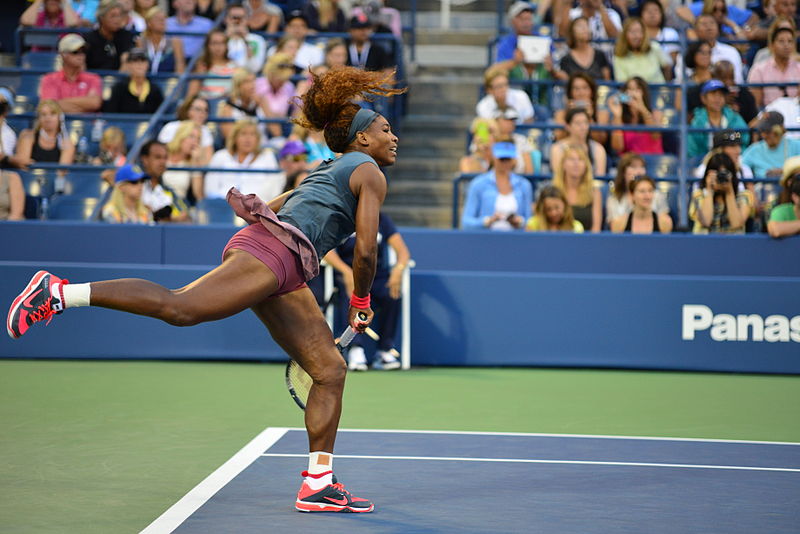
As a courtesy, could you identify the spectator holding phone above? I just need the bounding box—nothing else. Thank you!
[609,76,664,155]
[461,142,532,230]
[610,175,673,233]
[690,152,751,233]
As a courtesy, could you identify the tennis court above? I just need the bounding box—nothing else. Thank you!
[1,361,799,533]
[147,428,800,533]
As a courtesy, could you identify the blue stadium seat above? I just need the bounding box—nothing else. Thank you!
[654,86,676,110]
[642,154,679,178]
[20,170,55,198]
[20,52,59,70]
[194,198,246,226]
[46,195,100,220]
[60,171,109,197]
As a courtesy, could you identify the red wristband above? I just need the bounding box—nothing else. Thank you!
[350,294,371,309]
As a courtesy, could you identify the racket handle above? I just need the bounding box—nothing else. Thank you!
[338,312,368,348]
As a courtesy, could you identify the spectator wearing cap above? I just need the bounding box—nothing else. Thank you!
[557,0,622,63]
[492,1,555,106]
[103,48,165,113]
[84,1,137,71]
[225,2,268,74]
[695,129,754,181]
[747,26,800,109]
[742,111,800,178]
[267,11,323,70]
[687,79,749,159]
[689,151,751,234]
[102,164,153,224]
[767,156,800,238]
[461,141,533,231]
[303,0,347,33]
[765,84,800,139]
[139,140,191,223]
[39,34,102,113]
[494,108,535,174]
[166,0,214,60]
[710,60,758,126]
[476,66,534,124]
[278,139,309,189]
[346,13,395,75]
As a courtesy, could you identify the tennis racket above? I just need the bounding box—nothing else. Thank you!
[285,312,367,411]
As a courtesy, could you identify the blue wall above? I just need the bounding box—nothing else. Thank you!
[1,222,798,373]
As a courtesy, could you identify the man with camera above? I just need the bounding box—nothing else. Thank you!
[225,1,267,74]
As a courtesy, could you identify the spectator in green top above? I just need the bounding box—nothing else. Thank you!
[767,156,800,238]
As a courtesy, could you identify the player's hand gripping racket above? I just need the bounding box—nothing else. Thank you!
[285,312,367,411]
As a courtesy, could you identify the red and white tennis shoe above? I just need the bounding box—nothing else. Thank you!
[7,270,68,339]
[295,471,374,513]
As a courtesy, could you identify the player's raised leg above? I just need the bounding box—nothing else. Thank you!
[7,249,278,339]
[251,288,374,513]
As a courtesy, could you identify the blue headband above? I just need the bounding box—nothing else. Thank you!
[345,108,379,145]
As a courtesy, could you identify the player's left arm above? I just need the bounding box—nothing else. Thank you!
[348,162,387,330]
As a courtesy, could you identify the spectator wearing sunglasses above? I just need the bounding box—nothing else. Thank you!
[102,164,153,224]
[687,79,749,160]
[278,140,309,189]
[39,34,102,113]
[767,156,800,238]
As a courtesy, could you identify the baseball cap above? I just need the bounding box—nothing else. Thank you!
[756,110,784,132]
[285,10,308,25]
[127,48,148,62]
[508,1,534,19]
[712,129,742,148]
[700,79,728,95]
[58,34,87,54]
[494,108,520,121]
[781,155,800,187]
[492,142,517,159]
[115,164,146,184]
[349,13,372,29]
[279,140,308,159]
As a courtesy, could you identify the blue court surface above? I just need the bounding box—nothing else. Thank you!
[141,428,800,533]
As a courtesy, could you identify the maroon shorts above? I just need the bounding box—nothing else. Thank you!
[222,223,308,297]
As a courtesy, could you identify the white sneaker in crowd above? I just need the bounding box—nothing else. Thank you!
[373,349,401,370]
[347,346,368,372]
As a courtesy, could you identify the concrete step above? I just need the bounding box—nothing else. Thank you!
[412,44,489,68]
[386,179,454,206]
[401,10,502,30]
[391,155,461,175]
[415,30,494,46]
[394,0,500,12]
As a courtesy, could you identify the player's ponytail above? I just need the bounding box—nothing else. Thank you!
[294,66,405,153]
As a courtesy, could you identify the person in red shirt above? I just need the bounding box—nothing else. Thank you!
[39,34,102,113]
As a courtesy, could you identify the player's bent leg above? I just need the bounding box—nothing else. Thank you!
[250,287,346,452]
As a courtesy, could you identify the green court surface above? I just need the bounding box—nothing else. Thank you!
[1,360,798,533]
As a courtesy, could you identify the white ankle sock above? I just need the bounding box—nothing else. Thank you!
[305,451,333,490]
[62,283,91,308]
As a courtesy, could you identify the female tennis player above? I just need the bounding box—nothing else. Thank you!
[7,66,404,513]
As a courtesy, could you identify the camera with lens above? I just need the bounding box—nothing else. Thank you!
[717,168,732,184]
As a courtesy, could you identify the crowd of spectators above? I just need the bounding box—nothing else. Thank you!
[7,0,401,224]
[461,0,800,238]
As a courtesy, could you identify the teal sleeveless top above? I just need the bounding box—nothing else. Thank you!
[278,151,378,259]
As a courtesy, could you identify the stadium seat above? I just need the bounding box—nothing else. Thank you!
[20,52,59,70]
[654,86,676,110]
[194,198,246,226]
[59,171,109,197]
[46,195,100,220]
[642,154,679,178]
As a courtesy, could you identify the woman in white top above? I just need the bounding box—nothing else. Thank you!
[606,152,669,225]
[158,96,214,163]
[162,121,206,203]
[550,107,607,178]
[204,120,284,201]
[475,67,534,124]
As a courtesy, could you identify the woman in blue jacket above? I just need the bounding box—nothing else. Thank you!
[461,141,533,230]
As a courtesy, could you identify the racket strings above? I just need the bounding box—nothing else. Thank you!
[287,360,313,406]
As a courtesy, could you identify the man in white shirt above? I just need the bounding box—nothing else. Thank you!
[225,2,268,74]
[766,89,800,139]
[694,13,744,84]
[267,11,323,70]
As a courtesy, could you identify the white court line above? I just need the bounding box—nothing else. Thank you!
[139,427,290,534]
[261,452,800,473]
[327,428,800,446]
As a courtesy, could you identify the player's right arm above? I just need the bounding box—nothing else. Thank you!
[347,162,387,331]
